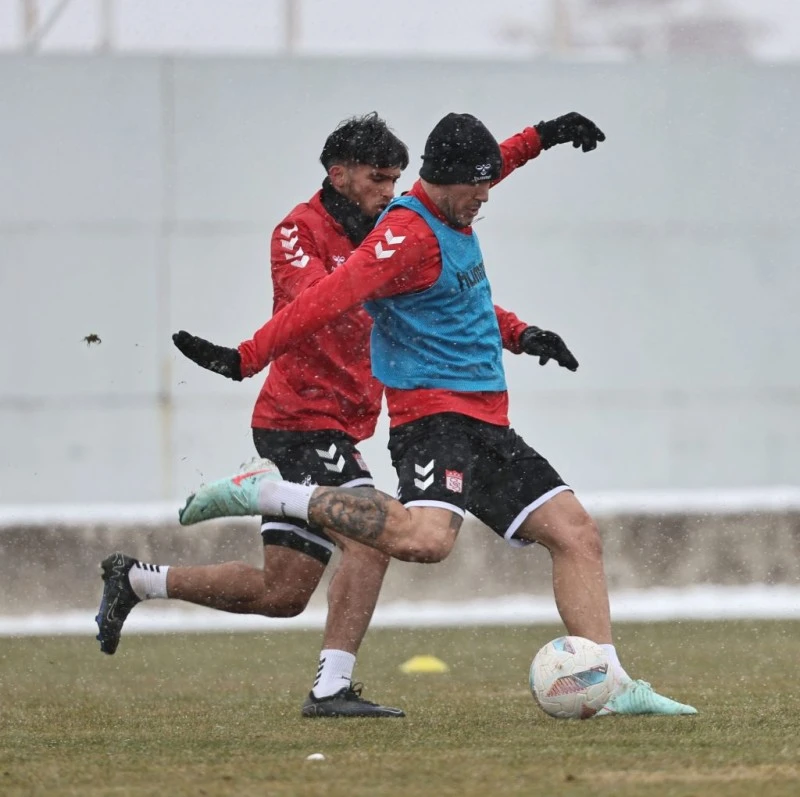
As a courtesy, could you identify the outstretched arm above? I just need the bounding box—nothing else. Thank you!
[493,112,606,187]
[174,213,429,379]
[171,218,331,381]
[495,128,544,185]
[238,218,427,376]
[237,250,382,376]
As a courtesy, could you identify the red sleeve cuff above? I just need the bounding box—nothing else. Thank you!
[524,125,543,158]
[494,304,530,353]
[238,339,261,378]
[504,321,530,354]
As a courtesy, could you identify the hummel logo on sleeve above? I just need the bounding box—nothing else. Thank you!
[279,223,309,267]
[374,228,406,260]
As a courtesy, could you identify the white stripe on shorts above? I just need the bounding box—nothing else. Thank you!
[260,521,336,553]
[401,499,466,518]
[503,485,573,547]
[341,477,374,488]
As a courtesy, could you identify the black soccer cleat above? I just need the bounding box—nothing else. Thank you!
[301,683,406,718]
[95,552,141,655]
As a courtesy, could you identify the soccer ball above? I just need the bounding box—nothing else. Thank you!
[529,636,616,719]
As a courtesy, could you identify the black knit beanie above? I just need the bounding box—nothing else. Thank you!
[419,113,502,185]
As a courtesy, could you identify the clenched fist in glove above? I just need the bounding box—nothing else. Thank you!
[172,330,243,381]
[535,112,605,153]
[519,326,579,371]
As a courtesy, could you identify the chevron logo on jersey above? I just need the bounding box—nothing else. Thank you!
[290,252,310,267]
[316,444,345,473]
[374,228,406,260]
[279,223,309,268]
[413,459,434,490]
[279,224,299,250]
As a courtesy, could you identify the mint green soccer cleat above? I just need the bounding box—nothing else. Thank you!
[179,458,282,525]
[595,680,697,717]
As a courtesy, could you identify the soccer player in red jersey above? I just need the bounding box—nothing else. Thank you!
[96,115,409,717]
[175,112,697,716]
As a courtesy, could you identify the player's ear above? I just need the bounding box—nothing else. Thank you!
[328,164,347,190]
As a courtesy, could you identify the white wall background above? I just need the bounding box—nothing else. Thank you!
[3,1,800,61]
[1,56,799,504]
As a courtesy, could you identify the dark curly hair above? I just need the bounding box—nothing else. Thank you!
[320,112,409,171]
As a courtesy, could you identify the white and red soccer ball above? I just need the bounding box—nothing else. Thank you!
[529,636,617,719]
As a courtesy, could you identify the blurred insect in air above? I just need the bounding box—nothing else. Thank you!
[82,334,102,346]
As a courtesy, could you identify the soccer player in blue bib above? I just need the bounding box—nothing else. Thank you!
[174,112,696,717]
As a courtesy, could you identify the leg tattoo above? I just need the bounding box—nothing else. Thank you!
[308,487,393,542]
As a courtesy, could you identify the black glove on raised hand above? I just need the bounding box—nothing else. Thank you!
[535,112,606,153]
[172,330,243,381]
[519,326,579,371]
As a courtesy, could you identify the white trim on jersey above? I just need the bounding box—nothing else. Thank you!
[503,485,573,547]
[260,521,336,552]
[401,499,466,517]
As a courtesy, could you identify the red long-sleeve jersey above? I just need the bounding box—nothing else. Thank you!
[251,190,382,441]
[243,126,545,431]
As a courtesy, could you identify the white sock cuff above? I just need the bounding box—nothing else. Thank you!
[128,562,170,600]
[257,481,316,523]
[312,649,357,698]
[600,643,632,684]
[320,648,356,670]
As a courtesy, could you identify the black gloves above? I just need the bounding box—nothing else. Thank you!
[519,326,579,371]
[172,330,243,381]
[535,112,605,153]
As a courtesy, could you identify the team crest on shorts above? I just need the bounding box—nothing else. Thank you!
[353,452,369,471]
[445,469,463,493]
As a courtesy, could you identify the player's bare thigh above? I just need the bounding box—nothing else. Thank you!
[514,490,597,549]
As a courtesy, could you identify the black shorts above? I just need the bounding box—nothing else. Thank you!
[252,428,375,565]
[388,413,570,545]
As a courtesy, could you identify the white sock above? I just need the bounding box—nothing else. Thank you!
[127,561,170,600]
[257,480,315,522]
[600,644,632,684]
[312,649,356,698]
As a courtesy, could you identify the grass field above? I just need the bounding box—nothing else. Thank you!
[1,620,799,796]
